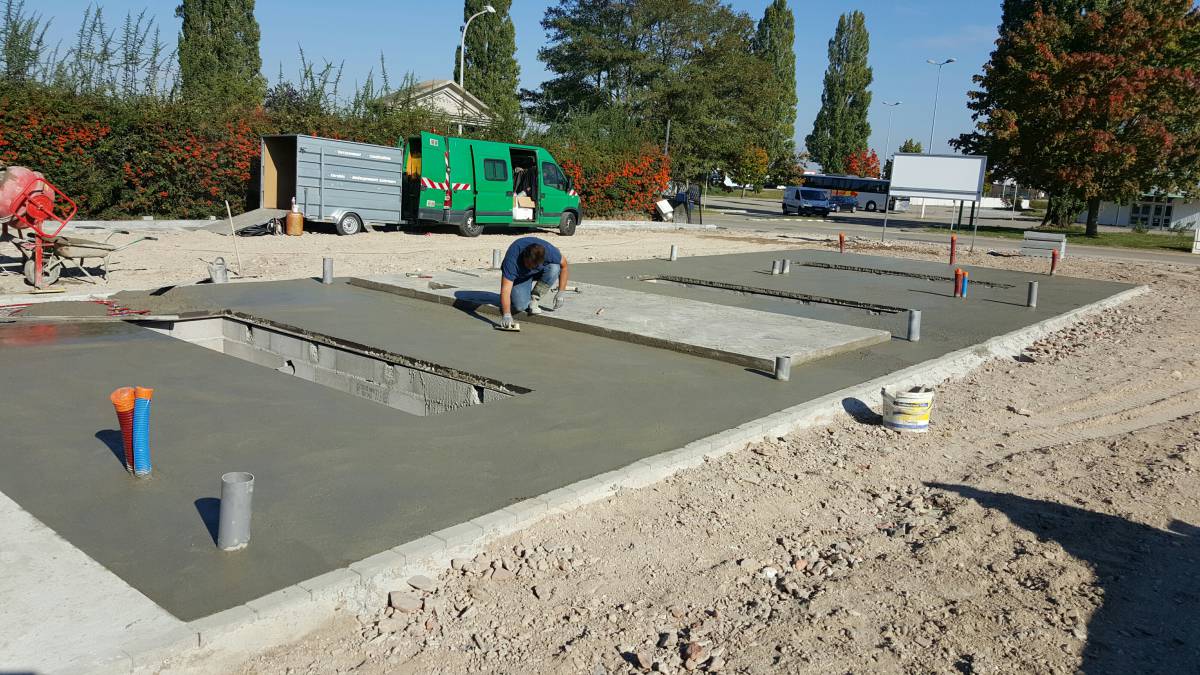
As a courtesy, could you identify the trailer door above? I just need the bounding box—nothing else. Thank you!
[472,143,513,225]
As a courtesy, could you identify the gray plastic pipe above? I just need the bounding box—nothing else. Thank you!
[770,260,782,275]
[774,356,791,381]
[781,259,791,274]
[492,249,501,269]
[1027,281,1039,308]
[209,257,228,284]
[217,471,255,551]
[322,257,333,284]
[907,309,922,342]
[669,245,678,261]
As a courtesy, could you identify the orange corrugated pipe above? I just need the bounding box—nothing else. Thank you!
[110,387,135,472]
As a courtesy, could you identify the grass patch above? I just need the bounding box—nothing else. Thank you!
[920,224,1195,252]
[707,187,784,201]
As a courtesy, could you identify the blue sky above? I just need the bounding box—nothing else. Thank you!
[43,1,1001,156]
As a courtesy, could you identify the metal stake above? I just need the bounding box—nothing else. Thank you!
[669,244,678,261]
[322,257,333,284]
[907,309,922,342]
[774,356,792,381]
[1027,281,1039,308]
[217,472,255,551]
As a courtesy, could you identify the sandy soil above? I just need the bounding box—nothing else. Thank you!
[0,227,796,296]
[216,239,1200,675]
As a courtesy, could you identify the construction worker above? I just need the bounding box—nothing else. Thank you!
[498,236,568,329]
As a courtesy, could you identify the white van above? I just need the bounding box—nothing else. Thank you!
[782,187,832,216]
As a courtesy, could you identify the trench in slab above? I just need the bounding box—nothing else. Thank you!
[135,313,528,416]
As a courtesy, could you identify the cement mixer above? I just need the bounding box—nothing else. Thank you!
[0,167,78,288]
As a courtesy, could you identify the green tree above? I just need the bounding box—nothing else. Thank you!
[454,0,521,128]
[753,0,796,177]
[534,0,769,181]
[175,0,265,107]
[954,0,1200,236]
[805,11,872,175]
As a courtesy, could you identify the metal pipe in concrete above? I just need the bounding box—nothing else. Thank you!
[781,259,791,275]
[774,356,791,381]
[210,257,228,284]
[492,249,501,269]
[907,309,921,342]
[669,245,678,261]
[770,260,782,275]
[322,257,333,285]
[217,471,255,551]
[1026,281,1038,308]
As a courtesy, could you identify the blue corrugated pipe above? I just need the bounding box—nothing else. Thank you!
[132,387,154,476]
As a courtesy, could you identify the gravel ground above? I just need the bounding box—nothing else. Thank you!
[0,227,792,295]
[217,237,1200,674]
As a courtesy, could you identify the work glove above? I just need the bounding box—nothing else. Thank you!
[553,292,567,311]
[499,313,515,329]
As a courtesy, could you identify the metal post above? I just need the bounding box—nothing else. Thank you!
[322,257,333,284]
[492,248,501,269]
[907,309,921,342]
[458,5,495,135]
[217,471,255,551]
[955,201,964,231]
[1011,182,1019,221]
[774,356,792,381]
[781,259,791,274]
[968,201,978,252]
[1026,281,1039,308]
[669,244,678,261]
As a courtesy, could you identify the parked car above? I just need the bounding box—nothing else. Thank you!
[830,195,858,213]
[782,186,832,216]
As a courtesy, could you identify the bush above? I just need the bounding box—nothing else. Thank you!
[1028,199,1049,211]
[0,84,667,220]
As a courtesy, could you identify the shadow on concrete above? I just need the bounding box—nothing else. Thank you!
[94,429,127,468]
[841,397,881,425]
[194,497,221,546]
[930,483,1200,674]
[451,291,502,328]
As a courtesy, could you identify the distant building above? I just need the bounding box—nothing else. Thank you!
[381,79,493,128]
[1077,190,1200,230]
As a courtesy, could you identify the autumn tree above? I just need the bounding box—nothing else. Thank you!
[732,146,769,197]
[176,0,265,107]
[845,148,880,178]
[805,11,872,174]
[954,0,1200,236]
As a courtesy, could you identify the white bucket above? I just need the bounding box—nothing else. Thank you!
[881,385,935,433]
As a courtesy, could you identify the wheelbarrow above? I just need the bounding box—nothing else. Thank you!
[7,230,157,286]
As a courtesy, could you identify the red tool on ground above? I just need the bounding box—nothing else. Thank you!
[0,167,78,289]
[949,235,957,265]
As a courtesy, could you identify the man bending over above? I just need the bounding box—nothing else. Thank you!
[499,236,569,329]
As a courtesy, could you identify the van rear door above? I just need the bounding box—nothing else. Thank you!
[472,143,513,224]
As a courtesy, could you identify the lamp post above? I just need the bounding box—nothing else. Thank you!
[921,58,955,218]
[458,4,495,133]
[881,101,902,178]
[926,58,955,152]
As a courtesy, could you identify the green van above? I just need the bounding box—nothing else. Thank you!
[401,132,581,237]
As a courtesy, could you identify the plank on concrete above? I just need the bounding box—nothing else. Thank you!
[353,271,891,371]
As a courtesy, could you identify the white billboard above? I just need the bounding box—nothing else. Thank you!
[889,153,988,203]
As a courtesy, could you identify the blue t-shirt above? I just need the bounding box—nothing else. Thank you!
[501,237,562,284]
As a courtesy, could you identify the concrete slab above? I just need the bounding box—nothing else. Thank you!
[0,250,1138,671]
[353,271,891,370]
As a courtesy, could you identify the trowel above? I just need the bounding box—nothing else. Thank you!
[494,322,521,332]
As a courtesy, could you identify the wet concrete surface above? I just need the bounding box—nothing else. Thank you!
[0,251,1132,620]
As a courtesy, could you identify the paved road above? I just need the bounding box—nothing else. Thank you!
[694,196,1200,267]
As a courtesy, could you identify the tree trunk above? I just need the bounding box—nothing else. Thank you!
[740,185,746,198]
[1040,193,1053,228]
[1085,197,1101,237]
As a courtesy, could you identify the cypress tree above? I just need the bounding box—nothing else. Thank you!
[175,0,266,107]
[453,0,521,126]
[804,11,872,175]
[753,0,797,177]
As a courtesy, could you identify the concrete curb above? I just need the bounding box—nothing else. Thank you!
[60,218,715,233]
[122,284,1148,674]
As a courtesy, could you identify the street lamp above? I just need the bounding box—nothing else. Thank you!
[457,4,495,133]
[926,58,956,152]
[881,101,902,177]
[459,4,496,89]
